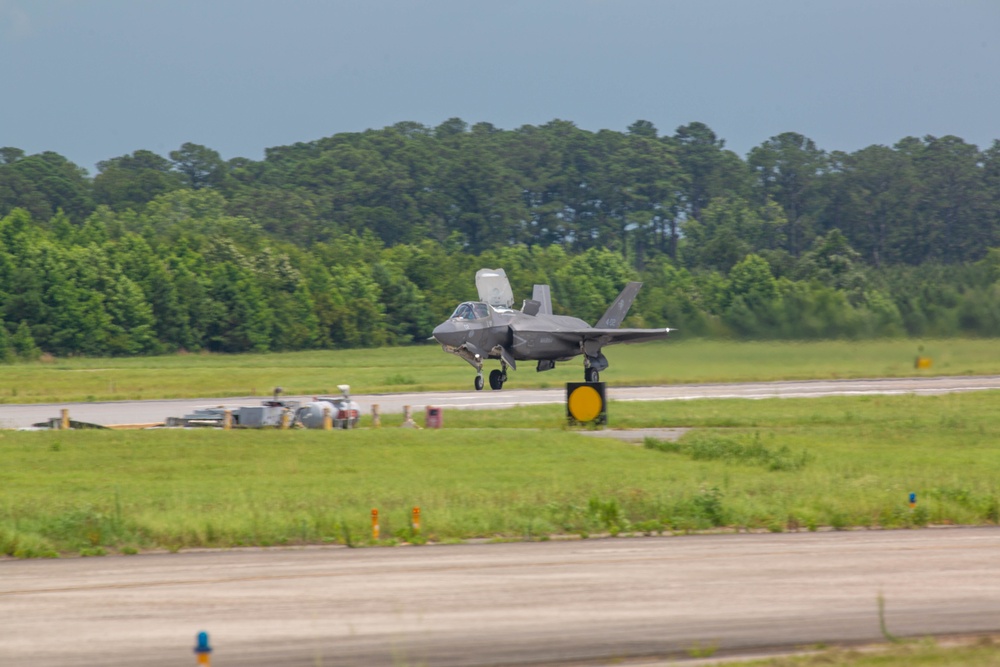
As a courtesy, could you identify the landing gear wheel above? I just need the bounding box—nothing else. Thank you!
[585,368,600,383]
[489,369,505,390]
[475,375,484,391]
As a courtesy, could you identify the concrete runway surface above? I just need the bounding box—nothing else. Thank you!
[4,529,1000,666]
[1,375,999,428]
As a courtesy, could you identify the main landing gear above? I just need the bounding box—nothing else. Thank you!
[476,362,509,391]
[583,348,608,383]
[489,362,509,390]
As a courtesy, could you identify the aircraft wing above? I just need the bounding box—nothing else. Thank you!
[543,327,673,345]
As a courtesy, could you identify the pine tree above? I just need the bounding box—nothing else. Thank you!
[0,323,15,363]
[11,320,41,361]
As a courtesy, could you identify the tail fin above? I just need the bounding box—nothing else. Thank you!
[595,282,642,329]
[531,284,553,315]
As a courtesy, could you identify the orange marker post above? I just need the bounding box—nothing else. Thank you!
[412,507,421,534]
[371,508,380,541]
[194,631,212,666]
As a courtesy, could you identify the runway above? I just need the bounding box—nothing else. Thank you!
[1,374,998,428]
[4,529,1000,666]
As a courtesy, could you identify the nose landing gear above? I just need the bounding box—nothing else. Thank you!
[473,353,485,391]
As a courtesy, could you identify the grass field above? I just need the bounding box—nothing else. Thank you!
[2,390,999,558]
[0,337,997,403]
[719,638,1000,667]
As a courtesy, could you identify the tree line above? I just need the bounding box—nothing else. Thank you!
[0,119,998,358]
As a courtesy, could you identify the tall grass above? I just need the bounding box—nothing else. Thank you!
[0,338,997,403]
[2,391,1000,557]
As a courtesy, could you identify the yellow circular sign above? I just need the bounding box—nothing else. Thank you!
[568,385,603,422]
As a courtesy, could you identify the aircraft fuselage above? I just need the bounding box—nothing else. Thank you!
[432,308,590,363]
[432,269,671,389]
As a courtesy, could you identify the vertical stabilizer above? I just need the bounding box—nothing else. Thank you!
[531,284,553,315]
[595,282,642,328]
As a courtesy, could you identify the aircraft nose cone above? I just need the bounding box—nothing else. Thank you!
[432,320,464,347]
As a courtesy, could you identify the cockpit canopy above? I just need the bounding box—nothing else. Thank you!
[450,302,490,320]
[476,268,514,309]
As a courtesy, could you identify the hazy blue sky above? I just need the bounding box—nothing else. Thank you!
[2,0,998,172]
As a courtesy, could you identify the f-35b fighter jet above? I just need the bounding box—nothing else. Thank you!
[432,269,673,391]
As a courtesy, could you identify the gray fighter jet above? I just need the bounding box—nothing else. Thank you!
[432,269,673,390]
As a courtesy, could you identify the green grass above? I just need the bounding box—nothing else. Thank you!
[0,337,997,403]
[2,390,1000,557]
[728,638,1000,667]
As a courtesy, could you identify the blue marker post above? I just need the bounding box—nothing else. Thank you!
[195,631,212,666]
[909,493,917,510]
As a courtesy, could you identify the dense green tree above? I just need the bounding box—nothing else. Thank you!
[326,265,388,348]
[170,143,227,190]
[620,131,686,263]
[371,261,434,344]
[434,128,526,252]
[627,119,658,139]
[0,147,25,165]
[552,248,631,323]
[821,145,918,267]
[672,122,751,224]
[224,186,319,243]
[0,151,93,222]
[94,150,183,210]
[0,120,998,356]
[104,275,158,355]
[11,320,41,360]
[726,254,777,310]
[910,135,990,263]
[205,261,272,353]
[269,280,320,350]
[0,323,15,363]
[981,141,1000,251]
[748,133,828,256]
[794,229,867,300]
[169,259,218,350]
[772,279,861,339]
[635,257,715,336]
[682,197,786,271]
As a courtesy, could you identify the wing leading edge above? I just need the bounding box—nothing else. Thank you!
[520,327,673,345]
